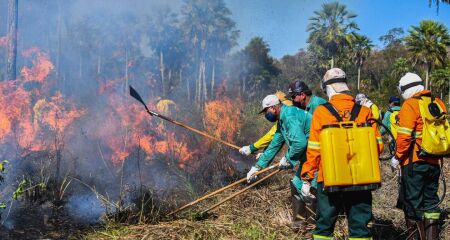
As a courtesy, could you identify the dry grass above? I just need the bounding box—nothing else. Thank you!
[83,161,450,240]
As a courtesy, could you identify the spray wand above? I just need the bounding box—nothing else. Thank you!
[129,86,240,150]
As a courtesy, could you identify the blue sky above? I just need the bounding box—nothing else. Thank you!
[226,0,450,58]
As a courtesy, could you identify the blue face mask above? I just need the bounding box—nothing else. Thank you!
[265,111,277,122]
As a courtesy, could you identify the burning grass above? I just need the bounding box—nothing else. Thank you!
[84,160,450,240]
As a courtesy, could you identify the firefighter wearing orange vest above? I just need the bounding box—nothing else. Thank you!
[300,68,383,240]
[391,72,445,240]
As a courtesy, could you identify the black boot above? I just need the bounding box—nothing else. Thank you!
[405,218,425,240]
[424,218,439,240]
[290,182,307,229]
[304,191,317,225]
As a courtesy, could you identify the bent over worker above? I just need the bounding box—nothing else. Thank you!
[238,92,292,156]
[301,68,383,240]
[391,72,446,240]
[246,94,313,225]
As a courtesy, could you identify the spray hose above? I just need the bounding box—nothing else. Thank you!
[367,118,446,212]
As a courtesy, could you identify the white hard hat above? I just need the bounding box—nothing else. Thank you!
[321,68,347,93]
[398,72,423,94]
[323,68,346,82]
[259,95,280,113]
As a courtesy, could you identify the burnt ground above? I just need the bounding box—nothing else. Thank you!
[0,201,96,240]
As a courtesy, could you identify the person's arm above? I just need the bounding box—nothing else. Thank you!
[395,101,416,162]
[251,123,277,152]
[283,112,310,166]
[368,110,384,153]
[255,124,285,169]
[371,104,381,120]
[301,108,322,181]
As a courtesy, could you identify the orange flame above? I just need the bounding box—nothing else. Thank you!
[204,97,242,144]
[20,48,54,83]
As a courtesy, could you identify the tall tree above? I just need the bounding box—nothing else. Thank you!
[352,34,373,90]
[181,0,238,105]
[307,1,359,68]
[379,27,404,48]
[229,37,280,99]
[6,0,18,80]
[405,20,450,89]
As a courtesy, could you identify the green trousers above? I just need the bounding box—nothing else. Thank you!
[314,182,372,239]
[398,162,441,220]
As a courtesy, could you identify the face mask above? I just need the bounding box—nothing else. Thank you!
[265,111,277,122]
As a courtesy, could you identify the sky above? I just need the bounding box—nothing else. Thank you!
[225,0,450,58]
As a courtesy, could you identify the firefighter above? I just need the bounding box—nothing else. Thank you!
[381,96,401,136]
[239,81,325,158]
[355,93,381,120]
[246,94,313,225]
[301,68,383,240]
[391,72,446,240]
[238,91,292,157]
[287,80,327,113]
[286,80,326,227]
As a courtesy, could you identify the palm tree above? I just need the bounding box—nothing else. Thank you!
[307,2,359,68]
[405,20,450,89]
[181,0,238,105]
[352,34,373,90]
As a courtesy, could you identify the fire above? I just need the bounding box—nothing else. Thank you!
[97,80,197,168]
[204,97,242,144]
[20,47,54,83]
[0,48,83,155]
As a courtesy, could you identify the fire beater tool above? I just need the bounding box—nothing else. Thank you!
[167,165,278,216]
[199,168,281,216]
[129,86,240,150]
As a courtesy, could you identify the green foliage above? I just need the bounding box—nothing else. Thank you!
[405,20,450,68]
[227,37,280,99]
[307,1,359,68]
[379,27,404,48]
[431,67,450,97]
[12,179,27,200]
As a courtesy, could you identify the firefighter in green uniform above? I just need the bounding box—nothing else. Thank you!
[246,94,313,226]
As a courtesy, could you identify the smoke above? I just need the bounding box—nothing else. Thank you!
[0,0,248,235]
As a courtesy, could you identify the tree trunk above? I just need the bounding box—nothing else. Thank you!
[56,1,62,88]
[160,50,165,97]
[330,56,334,69]
[202,61,207,102]
[183,69,190,101]
[211,64,215,99]
[6,0,18,80]
[97,54,101,75]
[79,43,82,80]
[357,65,361,91]
[125,49,129,95]
[425,63,431,90]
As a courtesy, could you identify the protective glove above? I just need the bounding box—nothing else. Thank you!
[246,166,260,183]
[255,152,263,160]
[390,156,400,172]
[278,156,293,170]
[300,181,316,201]
[239,145,252,156]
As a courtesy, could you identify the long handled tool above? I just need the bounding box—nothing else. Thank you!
[129,86,240,150]
[200,169,281,215]
[167,165,277,216]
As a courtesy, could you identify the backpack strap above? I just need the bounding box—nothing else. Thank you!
[322,102,343,122]
[349,104,362,121]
